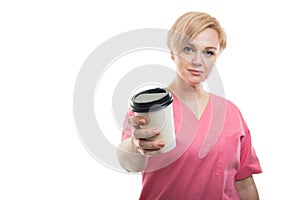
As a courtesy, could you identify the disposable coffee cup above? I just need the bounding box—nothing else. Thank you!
[130,88,176,153]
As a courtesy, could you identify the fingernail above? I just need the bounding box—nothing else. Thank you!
[152,128,160,134]
[158,141,165,147]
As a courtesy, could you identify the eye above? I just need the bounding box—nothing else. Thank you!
[202,50,215,57]
[183,46,196,54]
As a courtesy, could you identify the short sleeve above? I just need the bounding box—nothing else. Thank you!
[235,111,262,180]
[121,109,134,141]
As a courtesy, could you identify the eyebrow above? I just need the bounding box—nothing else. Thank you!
[205,47,218,51]
[186,43,218,51]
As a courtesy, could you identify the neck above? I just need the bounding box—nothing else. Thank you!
[167,75,210,120]
[167,76,206,102]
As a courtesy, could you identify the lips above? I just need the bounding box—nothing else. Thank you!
[188,69,203,76]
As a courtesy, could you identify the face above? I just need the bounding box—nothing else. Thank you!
[172,28,220,87]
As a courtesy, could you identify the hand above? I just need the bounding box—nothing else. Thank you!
[129,116,165,156]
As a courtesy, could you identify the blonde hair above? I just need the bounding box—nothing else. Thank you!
[167,12,227,53]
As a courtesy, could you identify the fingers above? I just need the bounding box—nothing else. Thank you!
[129,115,165,156]
[133,137,165,156]
[133,127,160,139]
[129,116,160,139]
[128,116,147,126]
[139,139,165,150]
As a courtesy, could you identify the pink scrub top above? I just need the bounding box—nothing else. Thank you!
[122,93,262,200]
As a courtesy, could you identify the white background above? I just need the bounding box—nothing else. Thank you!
[1,0,300,199]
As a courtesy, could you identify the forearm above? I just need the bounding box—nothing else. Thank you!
[117,137,148,172]
[235,176,259,200]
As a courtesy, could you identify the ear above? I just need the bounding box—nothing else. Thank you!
[170,52,175,60]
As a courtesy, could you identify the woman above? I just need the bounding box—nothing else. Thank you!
[117,11,262,199]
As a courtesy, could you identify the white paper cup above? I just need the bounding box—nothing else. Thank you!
[131,88,176,153]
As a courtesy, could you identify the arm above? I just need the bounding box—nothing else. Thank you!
[235,110,262,199]
[235,176,259,200]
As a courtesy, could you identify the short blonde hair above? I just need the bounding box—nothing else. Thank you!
[167,12,227,53]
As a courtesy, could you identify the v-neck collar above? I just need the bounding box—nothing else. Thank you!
[169,90,211,122]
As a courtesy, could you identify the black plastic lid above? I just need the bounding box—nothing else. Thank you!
[130,88,173,113]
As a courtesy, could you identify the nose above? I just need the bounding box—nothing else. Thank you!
[191,51,203,68]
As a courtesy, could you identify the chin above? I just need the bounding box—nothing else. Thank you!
[188,78,203,86]
[188,81,202,88]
